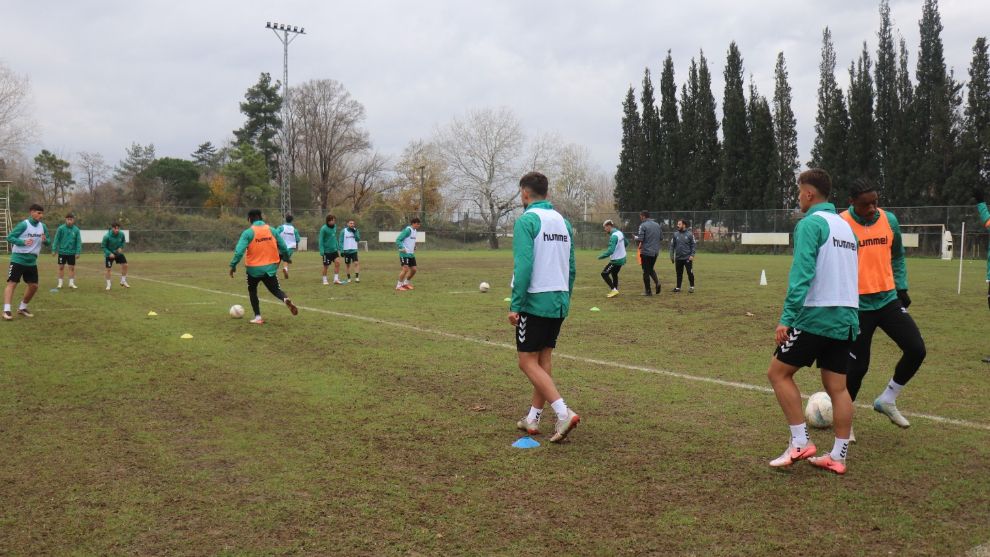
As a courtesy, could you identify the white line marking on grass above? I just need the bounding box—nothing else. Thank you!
[129,273,990,433]
[447,286,596,294]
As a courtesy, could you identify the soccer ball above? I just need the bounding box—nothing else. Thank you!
[805,391,833,429]
[479,281,490,293]
[229,304,245,319]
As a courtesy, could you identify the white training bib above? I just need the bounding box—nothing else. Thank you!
[526,207,571,293]
[402,227,417,254]
[610,229,627,261]
[12,219,44,256]
[342,228,358,251]
[804,212,859,308]
[279,224,297,249]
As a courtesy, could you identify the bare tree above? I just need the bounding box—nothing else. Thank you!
[392,139,446,215]
[290,79,371,213]
[75,151,111,205]
[341,151,390,212]
[435,107,525,249]
[0,63,35,159]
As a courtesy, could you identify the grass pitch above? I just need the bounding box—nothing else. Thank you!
[2,250,989,555]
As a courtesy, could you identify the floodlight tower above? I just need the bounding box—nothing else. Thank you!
[265,21,305,217]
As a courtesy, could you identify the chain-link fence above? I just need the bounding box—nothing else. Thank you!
[6,204,989,258]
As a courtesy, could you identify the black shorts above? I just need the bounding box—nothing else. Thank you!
[7,263,39,284]
[105,253,127,268]
[515,313,564,353]
[400,256,417,268]
[774,328,851,374]
[343,252,358,264]
[57,254,77,266]
[322,252,339,265]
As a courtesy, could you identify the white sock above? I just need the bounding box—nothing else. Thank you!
[789,423,809,447]
[18,301,28,310]
[106,280,111,288]
[877,379,904,404]
[57,279,63,287]
[334,274,339,280]
[397,281,404,288]
[550,398,569,421]
[68,279,75,285]
[121,276,127,282]
[2,304,9,312]
[830,438,850,461]
[527,406,543,423]
[403,279,410,285]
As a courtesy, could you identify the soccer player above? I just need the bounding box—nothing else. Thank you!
[339,219,361,283]
[636,210,662,295]
[275,213,300,279]
[510,171,580,443]
[841,178,925,432]
[4,204,50,320]
[52,212,82,289]
[229,209,298,325]
[395,217,421,291]
[597,219,627,298]
[319,214,343,285]
[101,222,129,290]
[767,169,859,475]
[669,219,696,293]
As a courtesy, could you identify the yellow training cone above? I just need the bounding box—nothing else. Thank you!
[148,311,158,316]
[180,333,193,339]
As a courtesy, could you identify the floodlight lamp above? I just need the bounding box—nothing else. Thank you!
[300,27,305,33]
[266,22,270,28]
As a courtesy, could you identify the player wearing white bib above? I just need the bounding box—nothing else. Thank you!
[4,204,50,320]
[275,214,300,279]
[767,169,859,475]
[338,220,361,283]
[509,172,580,443]
[395,217,420,291]
[597,220,627,298]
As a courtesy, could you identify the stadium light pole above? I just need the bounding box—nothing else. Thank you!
[418,165,426,222]
[265,21,305,217]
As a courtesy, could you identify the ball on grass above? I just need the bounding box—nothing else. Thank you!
[479,282,490,293]
[805,391,833,429]
[229,304,245,319]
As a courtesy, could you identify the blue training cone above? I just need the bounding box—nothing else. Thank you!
[512,436,541,449]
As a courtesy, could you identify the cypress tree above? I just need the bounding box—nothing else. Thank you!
[772,52,799,209]
[888,36,916,206]
[615,86,644,212]
[747,81,777,211]
[691,52,721,209]
[810,28,838,170]
[658,52,681,209]
[966,38,990,190]
[718,42,749,209]
[847,43,878,184]
[875,0,899,196]
[679,62,698,209]
[640,68,662,209]
[810,27,849,192]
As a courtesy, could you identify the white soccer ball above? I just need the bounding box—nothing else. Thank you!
[479,281,490,293]
[229,304,245,319]
[805,391,833,429]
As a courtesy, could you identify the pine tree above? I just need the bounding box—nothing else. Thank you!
[810,28,838,169]
[233,72,283,180]
[615,86,644,212]
[772,52,799,209]
[679,63,698,209]
[810,28,849,192]
[847,43,878,184]
[747,81,776,211]
[718,42,749,209]
[966,37,990,190]
[191,141,221,172]
[681,52,721,210]
[888,36,916,206]
[640,68,662,209]
[875,0,899,196]
[658,52,681,209]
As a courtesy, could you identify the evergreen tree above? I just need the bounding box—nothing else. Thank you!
[810,28,849,192]
[658,51,681,209]
[115,142,156,183]
[875,0,899,196]
[888,36,917,206]
[965,37,990,190]
[847,43,878,184]
[615,86,644,212]
[191,141,221,171]
[772,52,799,209]
[33,149,74,206]
[640,68,662,209]
[718,42,749,209]
[747,81,777,211]
[680,52,720,210]
[233,72,283,180]
[810,28,838,169]
[679,64,698,209]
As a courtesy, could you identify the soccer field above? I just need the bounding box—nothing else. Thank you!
[2,250,989,555]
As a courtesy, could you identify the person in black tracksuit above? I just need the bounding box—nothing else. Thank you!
[669,219,696,293]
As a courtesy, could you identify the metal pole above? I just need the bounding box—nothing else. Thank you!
[265,22,305,218]
[958,221,965,295]
[418,165,426,221]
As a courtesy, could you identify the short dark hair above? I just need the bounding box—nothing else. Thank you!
[640,210,650,218]
[29,203,43,212]
[111,222,120,228]
[410,217,421,224]
[848,177,877,200]
[65,212,75,219]
[798,168,832,199]
[326,213,335,223]
[678,218,691,227]
[284,213,293,223]
[519,171,549,198]
[247,209,263,222]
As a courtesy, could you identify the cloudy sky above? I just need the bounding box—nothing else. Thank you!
[4,0,988,176]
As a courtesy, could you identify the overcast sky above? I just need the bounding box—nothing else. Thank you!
[3,0,988,177]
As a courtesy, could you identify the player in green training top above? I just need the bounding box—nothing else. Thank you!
[101,222,129,290]
[275,213,300,279]
[52,212,82,289]
[510,172,580,443]
[4,203,50,320]
[229,209,298,325]
[339,219,361,283]
[597,219,627,298]
[395,217,420,291]
[319,213,343,285]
